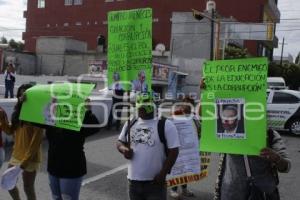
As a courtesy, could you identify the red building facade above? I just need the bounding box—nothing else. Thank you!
[23,0,280,56]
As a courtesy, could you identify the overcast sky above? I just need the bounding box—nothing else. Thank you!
[0,0,299,59]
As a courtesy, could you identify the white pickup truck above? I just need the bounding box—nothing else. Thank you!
[267,89,300,135]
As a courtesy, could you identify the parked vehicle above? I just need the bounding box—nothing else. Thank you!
[267,77,286,90]
[267,89,300,135]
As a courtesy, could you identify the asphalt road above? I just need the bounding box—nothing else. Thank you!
[0,129,299,200]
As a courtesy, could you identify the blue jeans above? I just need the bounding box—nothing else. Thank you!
[48,174,83,200]
[5,80,14,98]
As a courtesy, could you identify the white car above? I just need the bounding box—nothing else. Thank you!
[267,89,300,135]
[267,77,287,90]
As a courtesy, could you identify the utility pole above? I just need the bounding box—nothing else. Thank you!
[192,0,217,61]
[279,37,288,66]
[210,9,215,61]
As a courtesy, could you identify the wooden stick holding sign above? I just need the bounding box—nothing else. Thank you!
[127,90,131,148]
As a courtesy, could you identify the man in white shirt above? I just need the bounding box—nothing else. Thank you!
[117,92,180,200]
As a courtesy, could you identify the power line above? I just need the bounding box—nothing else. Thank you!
[280,9,300,12]
[280,18,300,21]
[1,27,300,37]
[172,28,300,35]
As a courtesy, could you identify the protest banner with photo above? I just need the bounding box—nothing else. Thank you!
[166,118,210,187]
[108,8,152,92]
[20,83,95,131]
[201,57,268,155]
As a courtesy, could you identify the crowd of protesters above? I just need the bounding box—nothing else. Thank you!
[0,79,291,200]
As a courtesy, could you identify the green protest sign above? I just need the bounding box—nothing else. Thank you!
[20,83,95,131]
[201,57,268,155]
[108,8,152,92]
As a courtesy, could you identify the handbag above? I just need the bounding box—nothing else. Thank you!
[244,156,266,200]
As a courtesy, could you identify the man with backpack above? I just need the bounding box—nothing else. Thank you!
[117,92,180,200]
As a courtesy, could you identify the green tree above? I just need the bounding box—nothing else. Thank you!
[268,62,300,89]
[17,41,25,51]
[224,45,250,60]
[9,39,18,49]
[8,39,24,52]
[0,36,8,44]
[296,52,300,65]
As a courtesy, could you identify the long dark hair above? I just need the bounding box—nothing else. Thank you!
[11,84,34,130]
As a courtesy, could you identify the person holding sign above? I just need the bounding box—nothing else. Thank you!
[169,97,200,199]
[214,129,291,200]
[42,99,99,200]
[0,84,44,200]
[117,92,180,200]
[16,83,99,200]
[107,72,124,131]
[200,78,291,200]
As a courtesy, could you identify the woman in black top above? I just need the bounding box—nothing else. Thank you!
[46,109,99,200]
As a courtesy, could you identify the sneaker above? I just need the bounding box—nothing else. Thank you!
[182,188,194,197]
[170,190,180,199]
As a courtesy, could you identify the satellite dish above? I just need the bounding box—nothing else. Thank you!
[155,43,166,52]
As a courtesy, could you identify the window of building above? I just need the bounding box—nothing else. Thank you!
[38,0,45,8]
[65,0,73,5]
[74,0,83,5]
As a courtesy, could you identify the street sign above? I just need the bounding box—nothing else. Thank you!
[221,22,274,41]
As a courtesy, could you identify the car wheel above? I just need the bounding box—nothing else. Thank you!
[289,119,300,135]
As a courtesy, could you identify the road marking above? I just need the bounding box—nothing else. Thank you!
[82,164,128,186]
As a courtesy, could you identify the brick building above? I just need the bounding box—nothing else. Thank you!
[23,0,280,57]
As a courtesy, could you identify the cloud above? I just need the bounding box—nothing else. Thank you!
[273,0,300,59]
[0,0,9,5]
[0,0,26,41]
